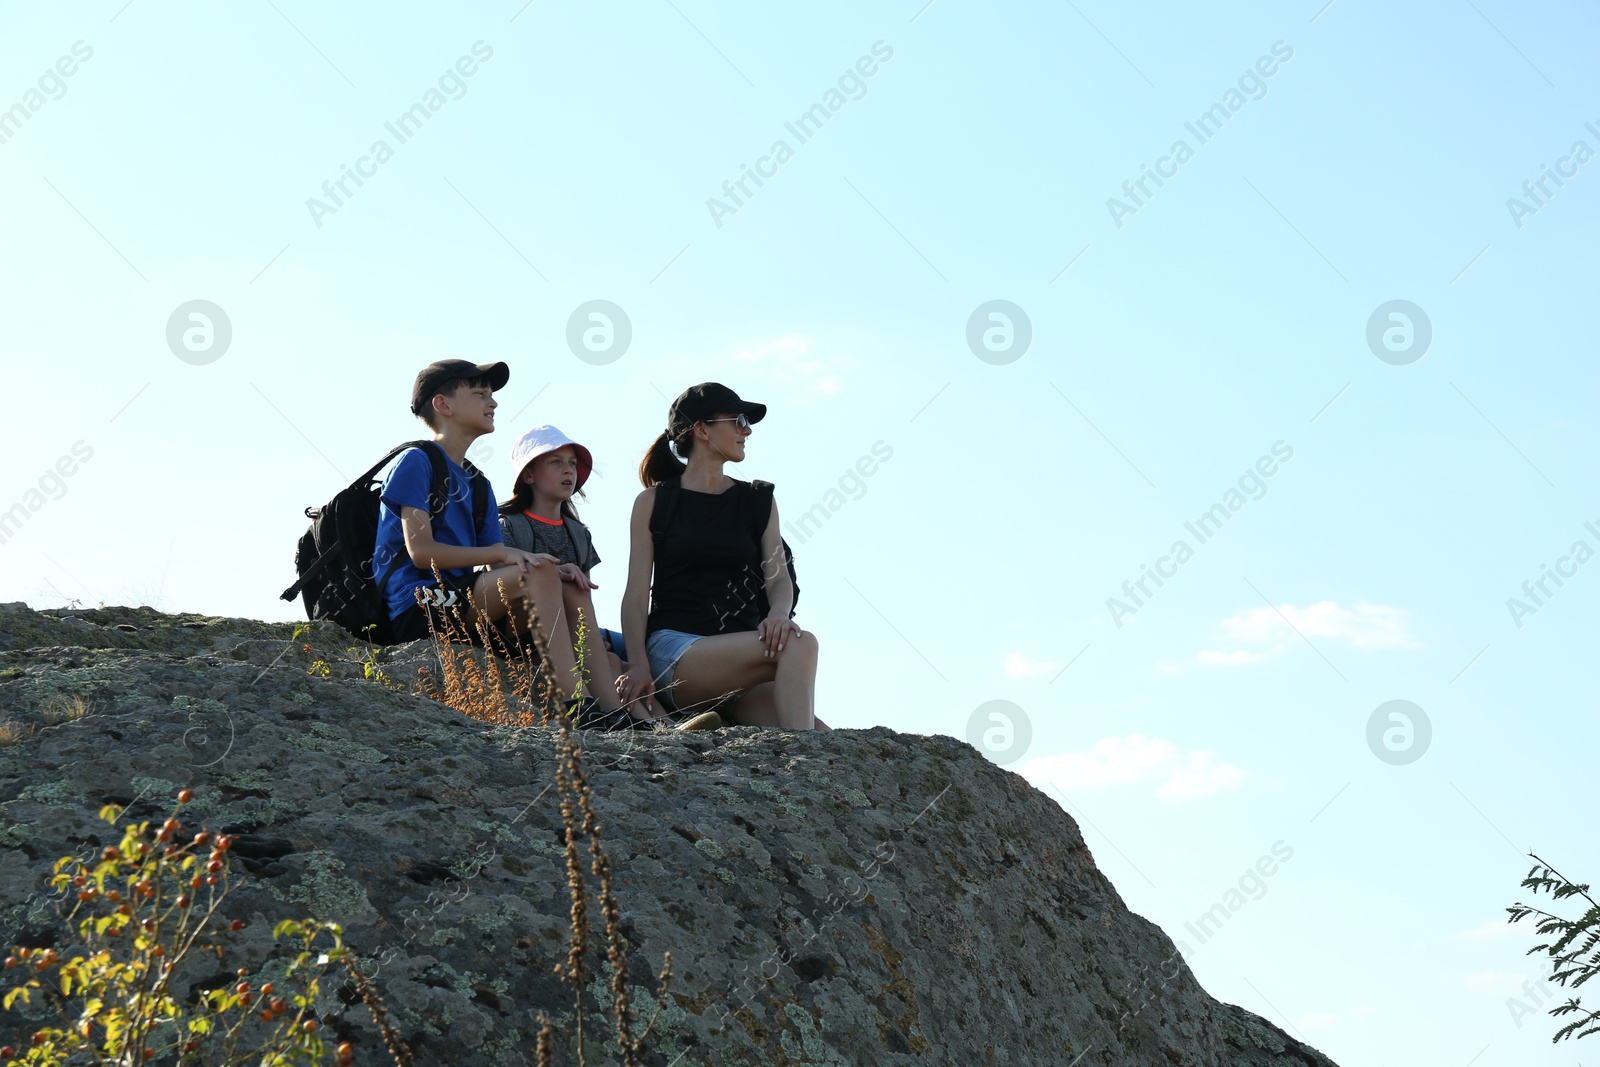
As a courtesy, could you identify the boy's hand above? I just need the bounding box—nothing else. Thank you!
[557,563,597,590]
[497,548,559,573]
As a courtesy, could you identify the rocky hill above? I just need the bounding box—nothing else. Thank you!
[0,603,1338,1066]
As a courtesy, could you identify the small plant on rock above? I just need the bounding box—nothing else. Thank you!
[0,789,386,1066]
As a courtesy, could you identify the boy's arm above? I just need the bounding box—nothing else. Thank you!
[399,506,540,571]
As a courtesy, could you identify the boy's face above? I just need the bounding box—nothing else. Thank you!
[523,445,578,501]
[433,381,496,434]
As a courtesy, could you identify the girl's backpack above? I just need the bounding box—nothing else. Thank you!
[280,440,488,644]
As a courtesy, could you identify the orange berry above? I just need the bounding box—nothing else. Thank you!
[105,890,121,903]
[177,789,194,804]
[193,832,212,847]
[302,1020,318,1032]
[3,957,15,969]
[175,895,191,909]
[103,847,120,861]
[229,920,245,931]
[206,859,223,873]
[72,874,86,887]
[260,982,274,995]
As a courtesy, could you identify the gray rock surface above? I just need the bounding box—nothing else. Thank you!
[0,603,1338,1066]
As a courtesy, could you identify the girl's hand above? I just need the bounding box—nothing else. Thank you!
[617,664,657,716]
[758,617,801,657]
[557,563,596,589]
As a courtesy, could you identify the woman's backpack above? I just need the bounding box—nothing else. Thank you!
[648,477,799,618]
[280,441,488,644]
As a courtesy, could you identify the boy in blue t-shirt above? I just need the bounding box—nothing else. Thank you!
[373,360,591,707]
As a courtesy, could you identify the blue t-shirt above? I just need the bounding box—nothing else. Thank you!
[373,447,500,619]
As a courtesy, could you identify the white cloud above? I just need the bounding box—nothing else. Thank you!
[1194,648,1268,666]
[1004,652,1058,678]
[729,333,841,394]
[1156,750,1247,801]
[1197,600,1420,666]
[1450,919,1523,942]
[1018,735,1245,803]
[1464,971,1534,996]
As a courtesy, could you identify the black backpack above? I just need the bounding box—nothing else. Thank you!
[649,477,799,619]
[280,440,488,644]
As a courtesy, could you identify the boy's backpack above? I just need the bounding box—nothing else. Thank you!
[648,477,799,619]
[280,440,488,644]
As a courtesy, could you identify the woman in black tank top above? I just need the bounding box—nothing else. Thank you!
[617,383,829,731]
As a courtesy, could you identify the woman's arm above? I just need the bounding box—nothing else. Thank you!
[618,488,658,712]
[755,498,798,655]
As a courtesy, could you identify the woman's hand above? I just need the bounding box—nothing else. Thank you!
[617,664,657,716]
[557,563,596,589]
[757,617,802,657]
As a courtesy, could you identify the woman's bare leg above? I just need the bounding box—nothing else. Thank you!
[671,630,821,730]
[729,684,832,730]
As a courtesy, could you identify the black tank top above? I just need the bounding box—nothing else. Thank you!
[648,480,765,637]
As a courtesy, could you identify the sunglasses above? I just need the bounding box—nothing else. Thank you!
[701,414,751,430]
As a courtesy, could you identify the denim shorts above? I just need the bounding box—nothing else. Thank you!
[646,628,704,711]
[599,627,627,663]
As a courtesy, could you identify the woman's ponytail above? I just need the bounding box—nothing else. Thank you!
[639,431,688,487]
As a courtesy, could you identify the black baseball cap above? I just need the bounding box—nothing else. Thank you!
[411,360,510,416]
[667,382,767,436]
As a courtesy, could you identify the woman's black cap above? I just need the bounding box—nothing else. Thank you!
[411,360,510,415]
[667,382,767,436]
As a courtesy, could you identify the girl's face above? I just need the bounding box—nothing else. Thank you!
[523,445,578,501]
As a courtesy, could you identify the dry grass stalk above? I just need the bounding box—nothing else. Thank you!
[40,693,91,726]
[342,953,416,1067]
[0,720,34,746]
[416,570,680,1062]
[536,1014,556,1067]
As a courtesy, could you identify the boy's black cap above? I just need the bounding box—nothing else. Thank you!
[667,382,766,436]
[411,360,510,415]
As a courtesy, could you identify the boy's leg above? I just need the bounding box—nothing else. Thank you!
[560,582,623,713]
[464,564,582,700]
[669,630,820,730]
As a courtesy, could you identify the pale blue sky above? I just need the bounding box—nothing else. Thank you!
[2,1,1596,1062]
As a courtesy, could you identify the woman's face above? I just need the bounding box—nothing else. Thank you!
[523,445,578,501]
[700,411,750,461]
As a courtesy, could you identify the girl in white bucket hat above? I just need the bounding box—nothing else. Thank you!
[499,426,713,731]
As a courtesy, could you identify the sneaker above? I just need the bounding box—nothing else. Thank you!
[674,710,722,731]
[565,697,618,730]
